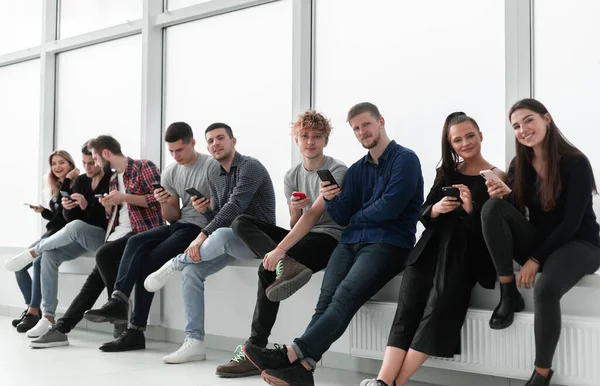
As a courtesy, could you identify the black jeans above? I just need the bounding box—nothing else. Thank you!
[231,214,339,347]
[111,223,201,328]
[56,233,133,333]
[481,199,600,368]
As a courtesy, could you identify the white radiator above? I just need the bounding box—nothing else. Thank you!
[349,301,600,386]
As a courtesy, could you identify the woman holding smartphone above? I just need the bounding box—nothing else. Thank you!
[361,112,501,386]
[8,150,77,332]
[482,99,600,386]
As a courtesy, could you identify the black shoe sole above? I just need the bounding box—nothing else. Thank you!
[84,312,127,324]
[489,297,525,330]
[216,369,261,378]
[99,343,145,352]
[266,269,312,302]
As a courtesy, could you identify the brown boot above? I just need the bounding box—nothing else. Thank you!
[216,344,261,378]
[265,257,312,302]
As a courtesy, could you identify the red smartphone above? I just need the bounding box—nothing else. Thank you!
[292,191,307,200]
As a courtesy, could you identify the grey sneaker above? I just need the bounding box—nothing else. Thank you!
[29,327,69,348]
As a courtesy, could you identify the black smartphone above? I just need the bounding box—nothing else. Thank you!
[442,186,463,203]
[316,169,339,187]
[185,187,206,199]
[59,190,73,200]
[152,183,163,190]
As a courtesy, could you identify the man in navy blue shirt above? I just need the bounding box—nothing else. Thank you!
[242,102,424,385]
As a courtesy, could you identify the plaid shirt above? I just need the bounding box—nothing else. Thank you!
[108,157,164,234]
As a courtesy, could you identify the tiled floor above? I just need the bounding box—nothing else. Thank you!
[1,316,435,386]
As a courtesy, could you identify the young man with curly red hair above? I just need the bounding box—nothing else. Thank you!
[215,110,348,378]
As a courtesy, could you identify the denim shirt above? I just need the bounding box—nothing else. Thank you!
[325,141,423,248]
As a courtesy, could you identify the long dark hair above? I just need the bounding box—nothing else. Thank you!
[509,98,597,211]
[435,111,481,185]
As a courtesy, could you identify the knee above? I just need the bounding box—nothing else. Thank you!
[481,198,509,223]
[65,219,85,233]
[534,277,562,305]
[231,214,252,237]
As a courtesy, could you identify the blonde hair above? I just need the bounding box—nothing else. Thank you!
[45,150,76,199]
[291,110,333,139]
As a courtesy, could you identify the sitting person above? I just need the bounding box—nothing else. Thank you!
[6,150,77,333]
[141,122,276,364]
[214,110,347,377]
[481,98,600,386]
[7,142,111,338]
[242,102,424,386]
[360,112,499,386]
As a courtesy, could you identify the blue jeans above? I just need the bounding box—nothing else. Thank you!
[179,227,257,340]
[291,243,409,367]
[111,223,201,328]
[15,238,44,308]
[38,220,106,316]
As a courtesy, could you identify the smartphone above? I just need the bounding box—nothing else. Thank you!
[292,191,307,200]
[316,169,339,187]
[23,203,37,208]
[185,187,206,199]
[59,191,73,200]
[480,170,509,189]
[94,194,105,199]
[152,183,163,190]
[441,186,463,203]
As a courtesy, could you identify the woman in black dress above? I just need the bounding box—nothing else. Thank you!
[361,112,500,386]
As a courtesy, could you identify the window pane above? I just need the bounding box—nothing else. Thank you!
[55,36,142,161]
[0,60,41,246]
[59,0,142,39]
[534,0,600,216]
[166,0,212,11]
[0,1,42,55]
[164,0,293,227]
[315,0,506,196]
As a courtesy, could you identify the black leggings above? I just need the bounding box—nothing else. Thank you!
[481,199,600,368]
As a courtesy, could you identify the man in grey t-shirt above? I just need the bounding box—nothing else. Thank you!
[215,110,348,378]
[83,122,217,353]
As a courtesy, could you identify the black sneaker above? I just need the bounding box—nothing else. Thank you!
[112,321,127,339]
[12,309,28,327]
[99,328,145,352]
[242,343,292,371]
[84,298,128,324]
[16,312,41,333]
[262,362,315,386]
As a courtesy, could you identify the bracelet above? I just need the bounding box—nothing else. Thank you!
[530,257,540,264]
[276,244,286,253]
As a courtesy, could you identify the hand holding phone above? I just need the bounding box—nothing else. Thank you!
[185,187,206,200]
[441,186,463,203]
[292,191,307,200]
[316,169,339,187]
[480,169,511,199]
[60,190,74,200]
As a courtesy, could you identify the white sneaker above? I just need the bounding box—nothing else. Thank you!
[26,317,54,338]
[144,259,176,292]
[5,249,36,272]
[163,337,206,364]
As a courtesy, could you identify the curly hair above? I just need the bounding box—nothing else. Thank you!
[291,110,333,139]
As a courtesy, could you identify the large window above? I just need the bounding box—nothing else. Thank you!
[55,36,143,160]
[59,0,142,39]
[0,1,42,55]
[315,0,506,195]
[166,0,212,11]
[0,60,41,247]
[534,0,600,215]
[164,0,293,227]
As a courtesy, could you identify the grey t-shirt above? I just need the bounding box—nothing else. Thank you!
[161,153,219,228]
[284,156,347,241]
